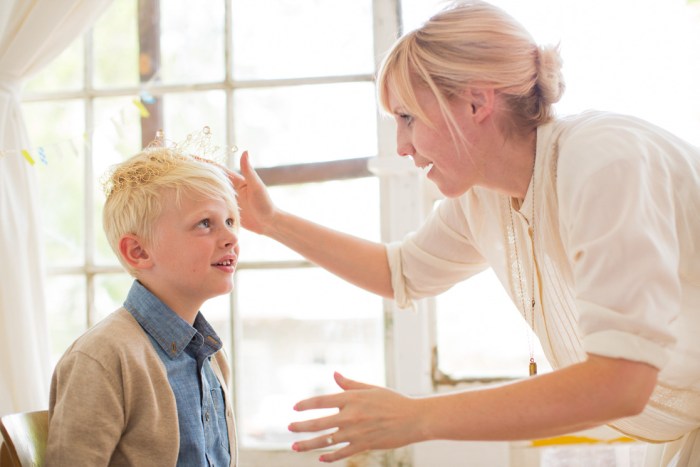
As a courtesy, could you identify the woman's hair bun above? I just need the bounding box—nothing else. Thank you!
[536,45,565,106]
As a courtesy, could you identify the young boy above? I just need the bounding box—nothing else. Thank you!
[47,147,239,466]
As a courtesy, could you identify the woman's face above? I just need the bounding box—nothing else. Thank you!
[388,84,484,198]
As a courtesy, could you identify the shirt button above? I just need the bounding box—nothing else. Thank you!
[205,411,210,422]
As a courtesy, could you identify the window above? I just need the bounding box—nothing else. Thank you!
[23,0,391,464]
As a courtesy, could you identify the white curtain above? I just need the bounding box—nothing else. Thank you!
[0,0,112,416]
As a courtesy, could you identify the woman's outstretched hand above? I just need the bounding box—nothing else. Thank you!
[289,372,425,463]
[226,151,276,235]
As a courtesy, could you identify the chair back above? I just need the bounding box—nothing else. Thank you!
[0,411,48,467]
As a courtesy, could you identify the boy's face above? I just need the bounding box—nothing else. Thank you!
[143,189,239,315]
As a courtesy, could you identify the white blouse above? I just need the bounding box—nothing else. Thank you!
[386,110,700,442]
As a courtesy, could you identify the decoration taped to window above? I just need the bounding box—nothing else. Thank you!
[5,89,162,167]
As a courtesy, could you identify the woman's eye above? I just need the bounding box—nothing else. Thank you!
[399,114,414,125]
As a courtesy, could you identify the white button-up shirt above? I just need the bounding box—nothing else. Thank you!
[387,110,700,442]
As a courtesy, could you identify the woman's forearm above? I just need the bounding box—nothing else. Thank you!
[418,355,658,442]
[227,152,394,298]
[266,210,394,299]
[289,355,658,462]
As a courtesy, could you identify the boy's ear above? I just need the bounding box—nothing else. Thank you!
[465,87,496,123]
[119,235,153,270]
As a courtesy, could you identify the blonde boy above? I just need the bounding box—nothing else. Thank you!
[47,148,239,466]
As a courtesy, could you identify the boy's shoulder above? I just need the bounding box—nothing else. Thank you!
[61,308,151,362]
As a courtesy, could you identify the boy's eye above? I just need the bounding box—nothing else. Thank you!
[226,218,235,228]
[198,219,211,228]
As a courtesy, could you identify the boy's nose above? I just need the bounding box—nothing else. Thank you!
[222,229,238,249]
[224,236,238,249]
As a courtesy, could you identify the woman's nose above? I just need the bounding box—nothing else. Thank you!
[397,147,413,158]
[396,133,414,157]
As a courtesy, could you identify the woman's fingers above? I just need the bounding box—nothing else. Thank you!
[289,373,423,462]
[221,151,278,234]
[318,443,361,463]
[239,150,252,174]
[334,372,376,391]
[291,430,363,462]
[227,167,245,185]
[238,150,263,185]
[288,410,341,434]
[291,372,376,412]
[291,431,339,452]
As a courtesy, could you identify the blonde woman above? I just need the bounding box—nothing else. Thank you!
[229,1,700,464]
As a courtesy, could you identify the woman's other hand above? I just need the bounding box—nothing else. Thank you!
[289,372,425,463]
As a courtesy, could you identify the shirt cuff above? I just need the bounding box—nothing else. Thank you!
[385,240,414,310]
[583,330,669,370]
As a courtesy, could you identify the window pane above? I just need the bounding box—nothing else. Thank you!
[233,82,377,166]
[236,268,384,447]
[94,273,133,323]
[435,269,551,379]
[93,96,144,159]
[402,0,700,146]
[400,0,443,32]
[47,275,87,367]
[240,177,380,263]
[231,0,374,80]
[201,293,232,349]
[161,0,225,84]
[162,91,227,149]
[93,0,139,89]
[23,100,85,266]
[93,96,144,265]
[24,40,83,93]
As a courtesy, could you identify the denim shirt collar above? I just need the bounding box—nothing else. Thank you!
[124,280,222,359]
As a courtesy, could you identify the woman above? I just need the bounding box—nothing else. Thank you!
[229,1,700,464]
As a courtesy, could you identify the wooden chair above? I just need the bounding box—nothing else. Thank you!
[0,410,48,467]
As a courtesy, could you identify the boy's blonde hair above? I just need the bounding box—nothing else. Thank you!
[378,0,565,139]
[102,147,239,276]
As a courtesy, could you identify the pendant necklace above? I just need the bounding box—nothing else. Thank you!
[508,156,538,376]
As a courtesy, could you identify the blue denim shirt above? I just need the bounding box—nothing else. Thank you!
[124,281,230,467]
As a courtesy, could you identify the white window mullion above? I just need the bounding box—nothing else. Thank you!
[84,27,98,329]
[372,1,436,465]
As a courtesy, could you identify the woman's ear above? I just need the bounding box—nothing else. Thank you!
[119,235,153,270]
[465,87,496,123]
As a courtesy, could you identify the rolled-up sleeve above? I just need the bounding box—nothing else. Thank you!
[387,197,490,309]
[558,128,681,370]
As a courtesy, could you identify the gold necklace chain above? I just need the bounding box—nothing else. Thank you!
[508,159,537,376]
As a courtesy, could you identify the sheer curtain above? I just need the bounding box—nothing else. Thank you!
[0,0,112,416]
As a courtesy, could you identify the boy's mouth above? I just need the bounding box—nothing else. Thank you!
[212,254,238,270]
